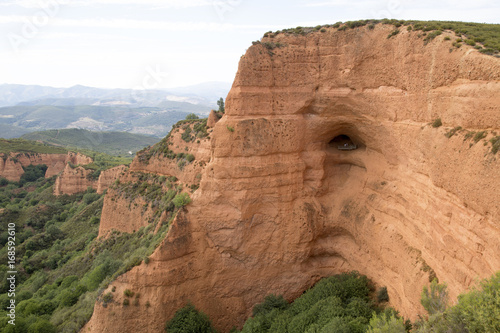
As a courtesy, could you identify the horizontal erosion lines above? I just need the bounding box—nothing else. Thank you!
[234,86,314,94]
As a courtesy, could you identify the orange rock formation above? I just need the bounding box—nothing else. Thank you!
[97,123,212,237]
[0,152,92,182]
[97,165,128,194]
[53,164,98,195]
[83,25,500,332]
[54,163,128,196]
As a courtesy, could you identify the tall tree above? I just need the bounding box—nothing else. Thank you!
[217,97,225,113]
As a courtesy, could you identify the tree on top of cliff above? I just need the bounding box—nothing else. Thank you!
[185,113,200,120]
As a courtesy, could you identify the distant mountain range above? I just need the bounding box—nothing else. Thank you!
[22,129,159,157]
[0,82,231,108]
[0,82,231,138]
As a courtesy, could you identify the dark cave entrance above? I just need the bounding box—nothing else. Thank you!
[329,134,358,151]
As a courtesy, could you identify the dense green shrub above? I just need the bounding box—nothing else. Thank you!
[0,164,173,333]
[367,310,406,333]
[20,164,48,185]
[377,286,389,302]
[185,113,200,120]
[239,272,378,333]
[173,193,191,207]
[124,289,134,297]
[447,271,500,332]
[83,192,101,205]
[165,303,216,333]
[431,118,442,128]
[421,279,448,315]
[27,319,57,333]
[414,274,500,332]
[387,29,400,39]
[252,294,288,317]
[0,177,8,186]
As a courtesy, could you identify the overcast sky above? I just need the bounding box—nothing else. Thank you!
[0,0,499,89]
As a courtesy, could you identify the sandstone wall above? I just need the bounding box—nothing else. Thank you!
[0,151,93,182]
[54,164,98,195]
[96,123,210,237]
[84,25,500,333]
[97,165,128,194]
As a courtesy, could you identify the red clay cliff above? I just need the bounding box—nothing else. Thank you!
[83,25,500,332]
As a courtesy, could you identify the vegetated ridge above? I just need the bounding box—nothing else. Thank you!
[0,138,132,194]
[21,128,159,157]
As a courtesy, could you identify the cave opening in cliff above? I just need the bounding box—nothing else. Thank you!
[329,134,358,150]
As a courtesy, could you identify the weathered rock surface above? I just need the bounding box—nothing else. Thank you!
[54,164,98,195]
[97,122,211,237]
[84,25,500,333]
[207,109,222,128]
[0,152,92,182]
[97,165,128,194]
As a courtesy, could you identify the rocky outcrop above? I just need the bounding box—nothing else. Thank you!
[54,163,127,196]
[97,165,127,194]
[96,121,211,237]
[129,124,211,185]
[54,164,98,195]
[207,109,222,128]
[0,152,92,182]
[0,156,24,182]
[84,24,500,333]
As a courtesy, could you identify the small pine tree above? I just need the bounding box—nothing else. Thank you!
[217,98,225,113]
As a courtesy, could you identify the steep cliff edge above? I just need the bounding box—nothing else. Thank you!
[97,119,212,237]
[53,163,127,195]
[0,151,92,182]
[84,24,500,332]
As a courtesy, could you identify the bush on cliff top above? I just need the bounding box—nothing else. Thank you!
[267,20,500,55]
[136,118,208,164]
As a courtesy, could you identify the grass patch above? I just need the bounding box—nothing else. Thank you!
[445,126,462,138]
[473,131,487,142]
[490,136,500,154]
[0,138,68,155]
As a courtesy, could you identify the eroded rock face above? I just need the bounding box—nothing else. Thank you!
[54,164,98,195]
[84,25,500,333]
[0,152,92,182]
[97,165,128,194]
[97,122,212,237]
